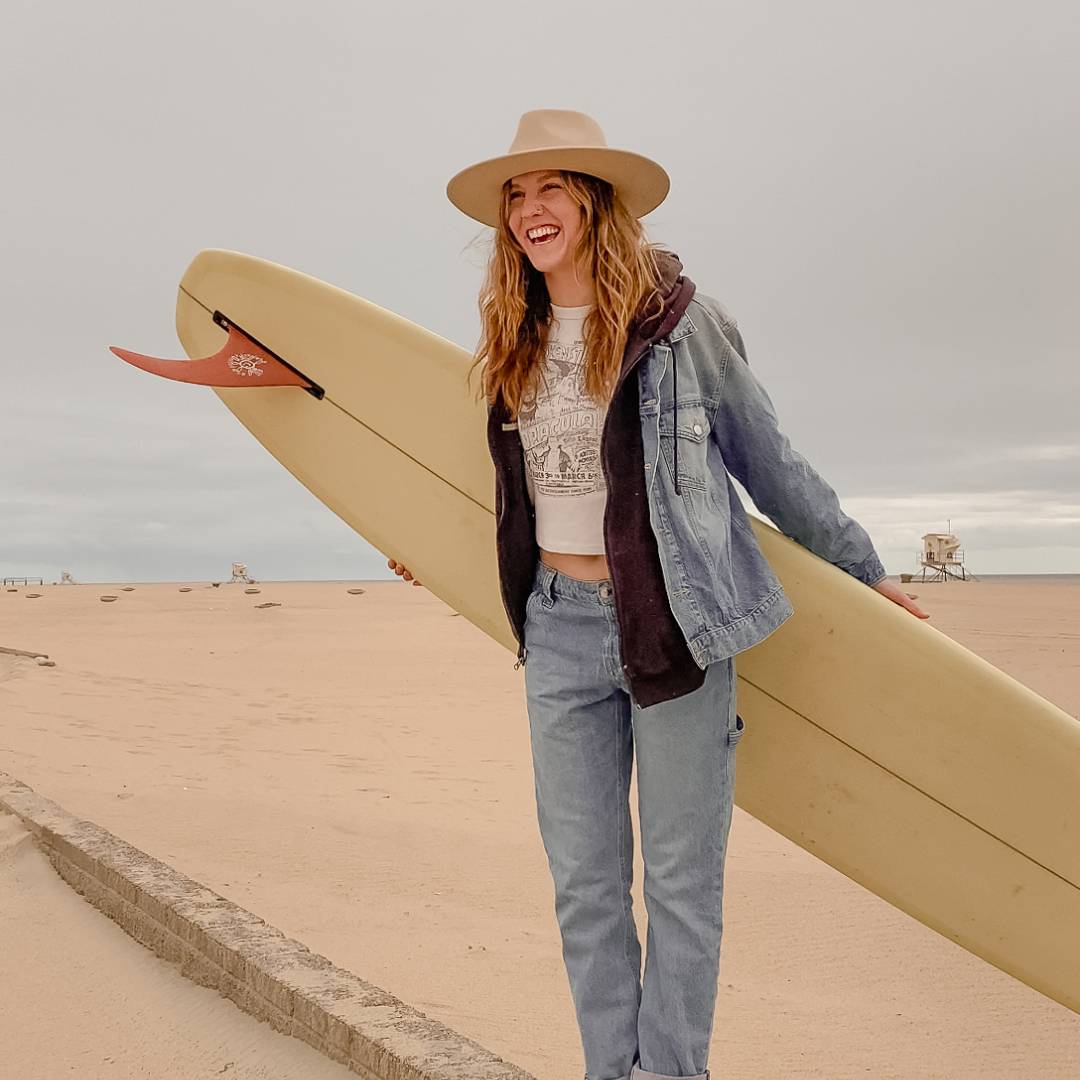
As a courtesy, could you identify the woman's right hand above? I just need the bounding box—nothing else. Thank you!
[388,557,423,587]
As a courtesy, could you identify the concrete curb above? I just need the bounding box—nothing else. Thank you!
[0,770,537,1080]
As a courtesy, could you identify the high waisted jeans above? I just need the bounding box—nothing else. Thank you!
[522,559,744,1080]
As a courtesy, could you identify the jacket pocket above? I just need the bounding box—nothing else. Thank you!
[657,401,712,487]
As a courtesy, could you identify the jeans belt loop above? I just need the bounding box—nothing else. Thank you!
[541,560,555,604]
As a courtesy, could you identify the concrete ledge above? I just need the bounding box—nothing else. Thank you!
[0,770,537,1080]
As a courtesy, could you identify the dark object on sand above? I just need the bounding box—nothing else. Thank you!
[0,646,49,659]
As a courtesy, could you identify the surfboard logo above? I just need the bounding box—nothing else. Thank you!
[227,353,267,377]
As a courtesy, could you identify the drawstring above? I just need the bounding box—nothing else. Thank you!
[673,349,680,495]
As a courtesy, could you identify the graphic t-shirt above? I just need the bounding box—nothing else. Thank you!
[517,302,609,554]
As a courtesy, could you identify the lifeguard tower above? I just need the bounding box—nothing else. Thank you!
[915,524,976,582]
[228,562,256,585]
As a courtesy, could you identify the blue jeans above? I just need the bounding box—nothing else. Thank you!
[523,559,744,1080]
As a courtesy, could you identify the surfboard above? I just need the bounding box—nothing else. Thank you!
[115,248,1080,1014]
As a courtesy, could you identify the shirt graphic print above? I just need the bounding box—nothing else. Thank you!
[517,303,609,554]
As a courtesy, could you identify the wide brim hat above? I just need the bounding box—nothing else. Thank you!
[446,108,670,228]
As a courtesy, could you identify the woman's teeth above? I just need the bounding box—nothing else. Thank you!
[528,227,560,245]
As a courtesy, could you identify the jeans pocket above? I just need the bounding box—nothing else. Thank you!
[525,583,544,627]
[728,712,745,748]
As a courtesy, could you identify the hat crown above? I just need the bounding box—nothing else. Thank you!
[445,108,669,227]
[507,109,609,155]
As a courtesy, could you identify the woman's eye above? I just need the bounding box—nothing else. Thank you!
[510,183,559,201]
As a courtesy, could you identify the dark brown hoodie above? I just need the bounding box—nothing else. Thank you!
[485,248,708,708]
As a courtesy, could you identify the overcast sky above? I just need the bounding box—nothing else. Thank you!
[2,1,1077,582]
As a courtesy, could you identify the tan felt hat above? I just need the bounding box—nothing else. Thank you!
[446,108,670,228]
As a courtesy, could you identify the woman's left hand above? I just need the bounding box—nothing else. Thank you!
[872,577,930,619]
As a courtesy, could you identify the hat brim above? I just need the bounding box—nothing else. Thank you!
[446,146,670,228]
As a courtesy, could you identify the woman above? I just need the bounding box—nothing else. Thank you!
[391,109,928,1080]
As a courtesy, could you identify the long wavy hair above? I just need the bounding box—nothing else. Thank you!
[467,170,669,419]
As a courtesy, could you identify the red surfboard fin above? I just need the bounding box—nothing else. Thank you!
[110,322,317,392]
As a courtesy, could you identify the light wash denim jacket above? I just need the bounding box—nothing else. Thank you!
[636,290,888,668]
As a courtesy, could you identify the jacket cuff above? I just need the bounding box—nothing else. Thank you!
[846,549,889,587]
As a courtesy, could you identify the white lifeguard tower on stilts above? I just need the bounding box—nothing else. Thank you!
[228,562,256,585]
[914,520,977,582]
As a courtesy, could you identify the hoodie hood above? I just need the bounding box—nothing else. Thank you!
[615,247,697,397]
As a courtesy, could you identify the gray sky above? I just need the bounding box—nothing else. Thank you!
[2,0,1077,582]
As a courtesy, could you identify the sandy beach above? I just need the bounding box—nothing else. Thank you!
[0,809,360,1079]
[2,577,1078,1079]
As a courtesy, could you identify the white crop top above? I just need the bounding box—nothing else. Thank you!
[517,302,609,554]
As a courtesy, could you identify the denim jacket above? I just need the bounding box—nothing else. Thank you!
[487,250,887,707]
[639,290,888,669]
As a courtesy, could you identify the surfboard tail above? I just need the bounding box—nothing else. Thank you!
[110,322,314,389]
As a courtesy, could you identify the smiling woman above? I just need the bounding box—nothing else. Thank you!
[426,107,904,1080]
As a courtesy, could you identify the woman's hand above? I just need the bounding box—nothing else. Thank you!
[388,557,423,587]
[872,577,929,619]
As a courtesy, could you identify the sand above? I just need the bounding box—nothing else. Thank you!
[1,578,1078,1079]
[0,811,358,1079]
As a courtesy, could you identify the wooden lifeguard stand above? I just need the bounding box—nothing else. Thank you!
[914,522,977,582]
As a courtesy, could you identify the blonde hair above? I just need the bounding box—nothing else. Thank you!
[466,170,669,419]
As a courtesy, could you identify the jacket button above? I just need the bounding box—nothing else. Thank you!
[692,423,703,435]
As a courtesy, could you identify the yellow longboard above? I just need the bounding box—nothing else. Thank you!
[146,248,1079,1013]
